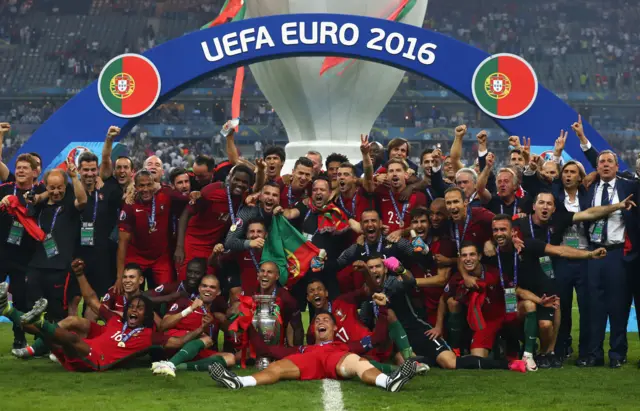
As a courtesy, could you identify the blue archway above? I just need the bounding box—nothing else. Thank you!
[12,14,621,170]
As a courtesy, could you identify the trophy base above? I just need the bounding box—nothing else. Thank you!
[281,141,362,176]
[256,357,271,371]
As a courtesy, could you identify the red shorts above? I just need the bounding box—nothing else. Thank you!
[87,322,106,339]
[286,349,347,380]
[51,346,101,372]
[470,318,504,350]
[165,329,219,360]
[126,252,175,285]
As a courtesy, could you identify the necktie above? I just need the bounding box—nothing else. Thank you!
[600,182,610,243]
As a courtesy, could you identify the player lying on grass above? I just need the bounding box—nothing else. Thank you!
[152,274,236,377]
[12,262,146,360]
[209,300,419,392]
[306,278,428,374]
[0,261,207,371]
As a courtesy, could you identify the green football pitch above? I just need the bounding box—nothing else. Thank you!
[1,318,639,411]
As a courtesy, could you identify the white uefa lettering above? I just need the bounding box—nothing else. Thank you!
[339,23,359,46]
[222,32,241,56]
[238,28,256,52]
[255,26,275,49]
[367,28,385,51]
[281,22,298,45]
[320,22,338,45]
[299,22,317,45]
[202,38,224,62]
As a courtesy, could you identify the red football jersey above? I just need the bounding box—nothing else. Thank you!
[450,207,495,253]
[409,238,456,314]
[296,340,350,355]
[278,180,309,209]
[239,250,261,295]
[119,190,173,261]
[186,182,243,251]
[333,187,373,222]
[100,288,142,313]
[444,266,505,320]
[307,291,369,344]
[147,281,185,298]
[376,187,427,232]
[88,308,168,367]
[167,296,227,335]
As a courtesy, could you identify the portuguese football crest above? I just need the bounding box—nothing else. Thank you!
[472,53,538,119]
[98,53,161,118]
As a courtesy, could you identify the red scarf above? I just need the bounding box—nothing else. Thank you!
[228,295,284,368]
[308,202,350,234]
[0,195,45,241]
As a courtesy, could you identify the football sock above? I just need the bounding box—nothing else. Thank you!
[177,355,227,371]
[447,312,464,349]
[375,373,389,388]
[237,376,257,387]
[169,339,205,366]
[456,356,509,370]
[369,360,397,374]
[5,304,23,324]
[388,321,412,359]
[30,338,48,356]
[37,321,58,338]
[524,312,538,354]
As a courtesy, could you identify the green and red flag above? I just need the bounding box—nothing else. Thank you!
[320,0,416,76]
[98,54,161,118]
[261,215,320,287]
[471,53,539,119]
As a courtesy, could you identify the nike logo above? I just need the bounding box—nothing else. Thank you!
[361,252,367,256]
[53,284,63,289]
[400,335,407,339]
[135,209,145,213]
[244,257,252,261]
[382,199,391,202]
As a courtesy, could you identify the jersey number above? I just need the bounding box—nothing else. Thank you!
[110,331,124,342]
[387,211,401,226]
[336,327,350,343]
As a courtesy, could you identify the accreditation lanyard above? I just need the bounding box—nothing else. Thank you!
[452,207,471,254]
[529,215,550,244]
[364,236,383,256]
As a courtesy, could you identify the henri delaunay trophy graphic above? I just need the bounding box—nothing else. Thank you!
[244,0,429,173]
[252,294,281,370]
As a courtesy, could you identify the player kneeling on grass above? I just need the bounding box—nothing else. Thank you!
[209,308,418,392]
[152,274,235,377]
[12,262,145,360]
[0,260,208,372]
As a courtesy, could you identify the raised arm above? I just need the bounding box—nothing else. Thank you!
[71,259,102,315]
[225,126,239,165]
[100,126,120,180]
[571,114,598,169]
[475,151,494,204]
[544,244,607,260]
[450,125,467,173]
[67,160,87,210]
[254,158,266,192]
[174,207,191,265]
[361,134,375,193]
[415,266,452,288]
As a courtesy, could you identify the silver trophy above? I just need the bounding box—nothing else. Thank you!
[252,294,281,370]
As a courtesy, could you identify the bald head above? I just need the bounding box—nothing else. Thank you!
[144,155,164,182]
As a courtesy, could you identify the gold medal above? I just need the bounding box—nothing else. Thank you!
[117,341,125,348]
[398,220,405,228]
[230,224,237,232]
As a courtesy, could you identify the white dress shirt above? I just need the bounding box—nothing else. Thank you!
[592,177,625,245]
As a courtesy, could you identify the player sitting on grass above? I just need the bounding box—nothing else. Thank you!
[209,300,419,392]
[0,261,207,372]
[12,262,146,360]
[152,274,236,377]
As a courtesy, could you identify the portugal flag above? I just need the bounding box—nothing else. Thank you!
[472,54,538,120]
[98,54,161,118]
[261,216,320,287]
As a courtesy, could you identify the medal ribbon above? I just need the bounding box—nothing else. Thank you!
[226,185,241,225]
[120,323,144,344]
[249,249,260,272]
[38,206,62,234]
[364,235,383,256]
[500,198,518,216]
[388,190,409,226]
[338,192,357,218]
[148,195,156,231]
[452,207,471,253]
[529,215,550,244]
[496,246,518,288]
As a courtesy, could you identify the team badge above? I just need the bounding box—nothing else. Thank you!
[119,210,126,221]
[98,53,161,118]
[472,53,538,120]
[169,303,179,312]
[154,285,164,293]
[102,293,110,302]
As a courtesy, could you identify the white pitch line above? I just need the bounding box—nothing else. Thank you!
[322,379,345,411]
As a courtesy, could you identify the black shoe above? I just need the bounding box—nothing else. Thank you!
[576,357,604,367]
[564,345,574,359]
[550,354,563,368]
[386,360,417,392]
[609,359,624,368]
[12,338,27,350]
[208,363,243,389]
[536,354,552,369]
